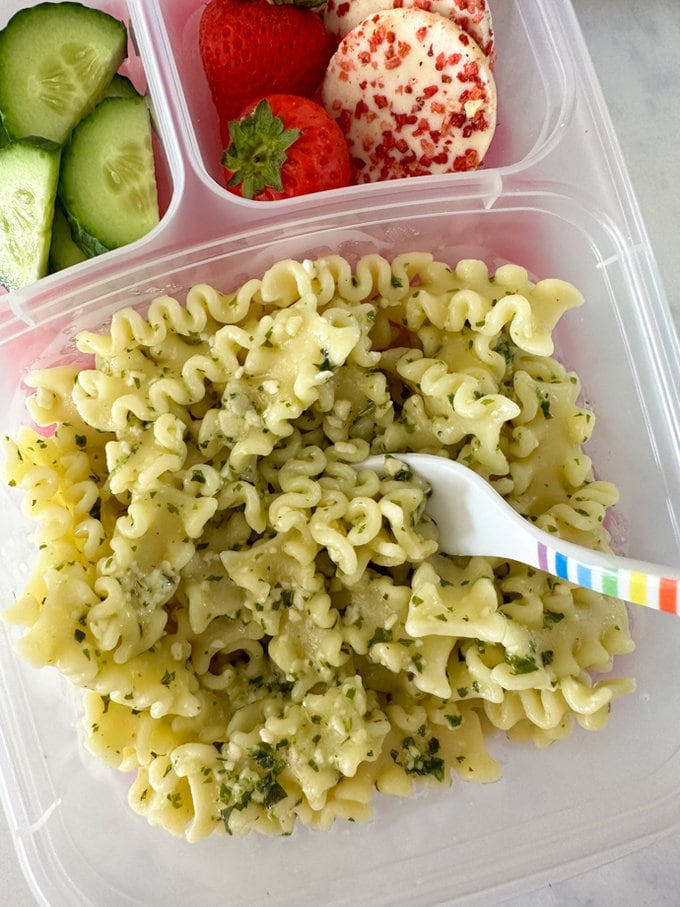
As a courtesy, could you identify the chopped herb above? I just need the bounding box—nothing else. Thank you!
[505,651,538,674]
[257,773,287,809]
[543,610,565,629]
[495,338,514,367]
[316,349,334,372]
[281,589,294,608]
[393,735,445,781]
[537,389,553,419]
[251,743,276,769]
[368,626,393,647]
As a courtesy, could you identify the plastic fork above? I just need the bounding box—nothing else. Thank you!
[360,453,680,615]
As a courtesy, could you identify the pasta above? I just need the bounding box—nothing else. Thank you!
[1,252,635,840]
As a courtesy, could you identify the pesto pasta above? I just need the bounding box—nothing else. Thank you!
[2,252,634,840]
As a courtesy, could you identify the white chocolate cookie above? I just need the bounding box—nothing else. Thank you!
[324,0,495,64]
[321,7,497,183]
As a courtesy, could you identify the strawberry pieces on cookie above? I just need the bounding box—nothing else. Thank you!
[324,0,495,65]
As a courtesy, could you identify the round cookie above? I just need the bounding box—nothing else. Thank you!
[324,0,495,64]
[321,7,497,183]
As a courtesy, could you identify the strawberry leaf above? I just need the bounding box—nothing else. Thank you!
[222,99,301,200]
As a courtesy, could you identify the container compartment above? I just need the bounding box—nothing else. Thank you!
[1,195,680,907]
[0,0,181,298]
[147,0,573,211]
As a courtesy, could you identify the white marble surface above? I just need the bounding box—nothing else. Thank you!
[0,0,679,904]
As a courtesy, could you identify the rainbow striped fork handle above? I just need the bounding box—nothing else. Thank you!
[537,541,680,614]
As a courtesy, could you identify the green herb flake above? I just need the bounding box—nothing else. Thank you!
[316,349,334,372]
[505,651,539,674]
[257,773,287,809]
[537,389,553,419]
[251,743,276,770]
[368,626,393,647]
[543,610,565,629]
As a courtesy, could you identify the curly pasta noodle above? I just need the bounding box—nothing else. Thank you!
[2,253,634,841]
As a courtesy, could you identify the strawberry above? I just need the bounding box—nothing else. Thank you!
[222,94,351,200]
[198,0,334,129]
[222,94,350,201]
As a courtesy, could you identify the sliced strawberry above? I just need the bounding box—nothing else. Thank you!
[222,95,351,200]
[321,7,497,183]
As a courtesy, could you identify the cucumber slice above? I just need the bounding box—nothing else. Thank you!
[0,142,60,291]
[0,2,127,145]
[59,96,159,255]
[49,199,88,273]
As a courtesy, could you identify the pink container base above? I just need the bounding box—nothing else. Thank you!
[1,2,680,906]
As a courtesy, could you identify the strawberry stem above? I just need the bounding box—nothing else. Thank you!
[222,100,301,200]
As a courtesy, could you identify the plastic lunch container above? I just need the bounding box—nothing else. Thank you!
[1,0,680,904]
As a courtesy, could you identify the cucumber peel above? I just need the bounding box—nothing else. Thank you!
[0,142,60,291]
[0,2,127,146]
[49,199,88,272]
